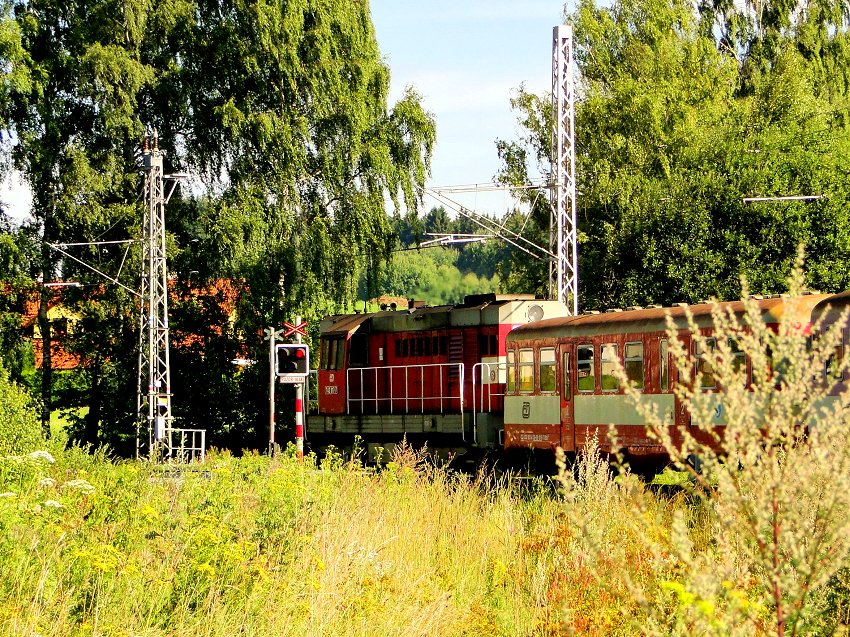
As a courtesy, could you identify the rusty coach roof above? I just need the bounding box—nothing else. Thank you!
[507,294,833,341]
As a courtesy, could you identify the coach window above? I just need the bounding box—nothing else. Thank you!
[577,345,595,392]
[519,348,534,393]
[729,338,747,383]
[540,348,556,392]
[827,346,844,381]
[600,344,619,391]
[506,350,516,393]
[394,338,402,358]
[402,339,409,358]
[562,351,571,396]
[696,338,716,389]
[625,342,644,390]
[660,339,669,391]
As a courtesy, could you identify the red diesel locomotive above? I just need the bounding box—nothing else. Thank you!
[306,294,570,461]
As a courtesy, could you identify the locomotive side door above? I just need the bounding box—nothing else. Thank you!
[559,342,576,452]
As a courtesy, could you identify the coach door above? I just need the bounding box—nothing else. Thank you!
[559,344,576,452]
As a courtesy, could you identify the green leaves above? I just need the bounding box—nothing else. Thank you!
[500,0,850,310]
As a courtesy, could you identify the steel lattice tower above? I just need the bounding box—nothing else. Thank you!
[550,25,578,315]
[137,132,173,459]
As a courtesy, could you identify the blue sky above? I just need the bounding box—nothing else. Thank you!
[371,0,567,216]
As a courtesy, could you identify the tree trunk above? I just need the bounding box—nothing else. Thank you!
[83,355,102,446]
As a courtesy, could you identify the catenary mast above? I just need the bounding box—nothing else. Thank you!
[550,24,578,315]
[137,131,173,459]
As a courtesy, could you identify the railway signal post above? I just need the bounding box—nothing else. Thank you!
[269,317,310,460]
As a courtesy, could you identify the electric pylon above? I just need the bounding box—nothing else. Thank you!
[137,131,173,459]
[550,25,578,315]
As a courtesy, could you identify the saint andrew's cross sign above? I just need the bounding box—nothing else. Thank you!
[283,321,308,338]
[263,321,309,342]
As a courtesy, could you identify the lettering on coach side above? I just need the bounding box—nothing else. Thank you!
[519,433,550,442]
[522,402,531,419]
[325,386,339,395]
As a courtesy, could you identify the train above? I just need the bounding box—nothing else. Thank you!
[306,294,570,462]
[306,290,850,464]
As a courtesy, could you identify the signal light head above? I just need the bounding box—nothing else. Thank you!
[275,343,310,377]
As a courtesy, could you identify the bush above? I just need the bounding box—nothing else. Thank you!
[614,257,850,636]
[0,359,43,455]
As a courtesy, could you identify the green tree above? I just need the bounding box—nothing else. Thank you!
[0,356,42,454]
[497,0,850,309]
[2,0,435,450]
[4,0,161,437]
[152,0,435,447]
[0,216,37,388]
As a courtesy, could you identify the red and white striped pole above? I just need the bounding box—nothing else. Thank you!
[295,315,304,462]
[269,325,276,455]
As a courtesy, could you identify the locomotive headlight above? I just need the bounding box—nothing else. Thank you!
[527,304,544,322]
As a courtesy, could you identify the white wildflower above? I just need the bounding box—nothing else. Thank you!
[62,479,95,495]
[38,477,57,488]
[43,500,62,509]
[0,492,16,498]
[28,451,56,464]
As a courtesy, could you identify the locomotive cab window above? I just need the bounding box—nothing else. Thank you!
[322,337,345,371]
[625,342,644,390]
[577,345,595,392]
[349,333,368,368]
[695,338,716,389]
[320,339,329,369]
[540,348,556,392]
[519,348,534,393]
[601,343,619,391]
[506,350,516,393]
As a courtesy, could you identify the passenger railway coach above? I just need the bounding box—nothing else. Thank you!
[502,292,850,459]
[307,294,570,460]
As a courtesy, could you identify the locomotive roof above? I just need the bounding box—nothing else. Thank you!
[507,293,835,341]
[318,294,566,335]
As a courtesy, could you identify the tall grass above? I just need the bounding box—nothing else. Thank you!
[0,443,563,636]
[2,437,848,636]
